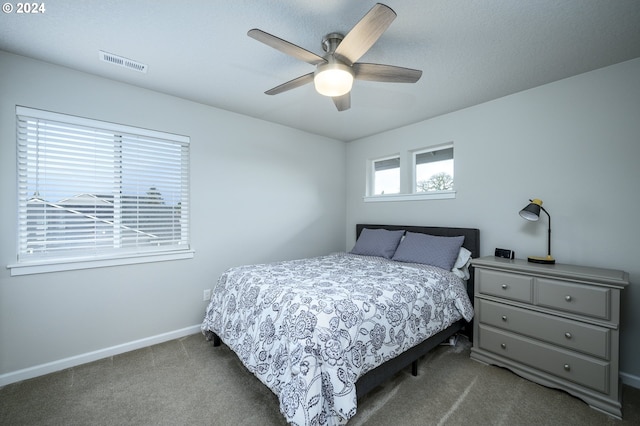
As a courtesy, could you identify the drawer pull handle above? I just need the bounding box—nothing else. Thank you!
[500,343,507,349]
[564,364,571,371]
[565,332,572,339]
[501,315,508,322]
[501,284,508,290]
[565,295,572,302]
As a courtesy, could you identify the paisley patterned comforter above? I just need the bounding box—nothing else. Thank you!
[201,252,474,425]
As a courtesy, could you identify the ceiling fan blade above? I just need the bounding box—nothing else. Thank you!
[353,63,422,83]
[265,72,315,95]
[334,3,396,65]
[248,29,326,65]
[332,93,351,111]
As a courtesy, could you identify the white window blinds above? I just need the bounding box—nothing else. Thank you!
[16,106,190,264]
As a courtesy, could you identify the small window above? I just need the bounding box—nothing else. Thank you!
[13,106,191,273]
[414,146,454,193]
[373,156,400,195]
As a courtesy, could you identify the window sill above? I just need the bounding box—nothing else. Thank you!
[363,191,456,202]
[7,250,195,276]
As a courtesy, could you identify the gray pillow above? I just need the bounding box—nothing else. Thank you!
[350,228,405,259]
[392,232,465,270]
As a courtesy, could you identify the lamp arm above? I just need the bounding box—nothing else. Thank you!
[539,205,552,258]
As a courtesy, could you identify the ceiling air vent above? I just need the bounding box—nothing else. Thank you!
[99,50,148,74]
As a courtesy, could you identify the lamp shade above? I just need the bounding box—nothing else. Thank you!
[314,62,354,97]
[519,199,543,221]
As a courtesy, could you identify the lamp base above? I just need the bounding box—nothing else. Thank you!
[527,255,556,265]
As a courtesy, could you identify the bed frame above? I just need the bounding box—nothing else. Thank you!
[211,224,480,400]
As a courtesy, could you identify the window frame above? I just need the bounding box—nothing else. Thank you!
[8,106,193,276]
[364,143,456,203]
[412,143,455,194]
[369,154,401,196]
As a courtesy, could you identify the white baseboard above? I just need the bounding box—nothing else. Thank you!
[620,371,640,390]
[0,324,201,387]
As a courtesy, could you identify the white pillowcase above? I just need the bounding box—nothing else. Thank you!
[451,247,472,280]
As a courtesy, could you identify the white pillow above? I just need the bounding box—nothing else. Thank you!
[451,247,472,280]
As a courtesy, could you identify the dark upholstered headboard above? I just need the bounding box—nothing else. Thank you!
[355,224,481,311]
[355,224,480,259]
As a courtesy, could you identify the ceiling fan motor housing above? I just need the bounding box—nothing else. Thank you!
[322,33,345,54]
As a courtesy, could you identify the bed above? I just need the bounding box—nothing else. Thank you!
[201,224,480,425]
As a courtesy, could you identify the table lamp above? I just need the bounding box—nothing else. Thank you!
[519,198,555,264]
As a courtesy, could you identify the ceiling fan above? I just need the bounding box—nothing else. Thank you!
[248,3,422,111]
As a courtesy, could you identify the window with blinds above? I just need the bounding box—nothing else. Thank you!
[15,106,190,267]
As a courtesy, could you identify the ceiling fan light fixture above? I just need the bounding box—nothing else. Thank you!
[314,62,354,97]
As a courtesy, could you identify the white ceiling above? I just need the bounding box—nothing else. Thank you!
[1,0,639,142]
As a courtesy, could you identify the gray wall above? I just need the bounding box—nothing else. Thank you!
[345,58,640,383]
[0,51,346,382]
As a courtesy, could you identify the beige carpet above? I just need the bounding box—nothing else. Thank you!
[1,333,638,425]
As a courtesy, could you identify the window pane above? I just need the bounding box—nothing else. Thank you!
[373,157,400,195]
[415,147,454,192]
[16,107,190,263]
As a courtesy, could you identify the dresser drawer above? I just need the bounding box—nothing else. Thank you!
[477,269,533,303]
[478,325,609,393]
[535,278,611,320]
[477,299,610,359]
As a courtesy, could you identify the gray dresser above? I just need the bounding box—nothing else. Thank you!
[470,256,629,418]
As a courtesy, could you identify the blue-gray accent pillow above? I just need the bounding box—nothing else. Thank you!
[350,228,405,259]
[392,232,465,270]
